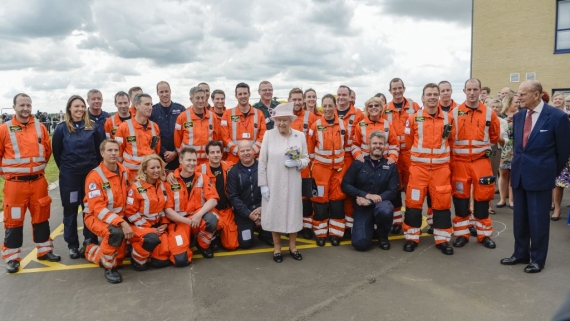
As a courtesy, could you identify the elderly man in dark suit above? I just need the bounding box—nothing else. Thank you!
[501,80,570,273]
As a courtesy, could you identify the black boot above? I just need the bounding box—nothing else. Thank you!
[197,244,214,259]
[436,242,454,255]
[316,238,326,247]
[6,260,20,273]
[301,228,313,240]
[391,224,402,235]
[69,247,80,259]
[104,268,123,284]
[38,251,61,262]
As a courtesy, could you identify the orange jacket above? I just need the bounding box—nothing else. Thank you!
[220,105,266,156]
[384,97,420,152]
[0,116,51,178]
[174,107,219,160]
[451,102,500,162]
[104,113,131,139]
[405,108,455,166]
[125,179,169,228]
[307,115,349,169]
[291,109,318,137]
[352,116,399,162]
[83,162,130,227]
[115,118,161,172]
[337,104,365,155]
[165,168,219,216]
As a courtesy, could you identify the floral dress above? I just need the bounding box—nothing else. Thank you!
[500,121,514,170]
[555,157,570,188]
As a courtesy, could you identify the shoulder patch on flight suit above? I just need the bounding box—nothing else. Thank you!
[184,122,193,128]
[88,182,97,191]
[127,136,137,143]
[102,182,111,190]
[137,187,147,194]
[317,125,327,131]
[458,111,468,116]
[128,189,133,196]
[170,184,181,191]
[358,121,367,127]
[414,116,425,122]
[230,115,240,122]
[9,125,22,132]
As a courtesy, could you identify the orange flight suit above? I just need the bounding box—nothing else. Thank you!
[115,119,161,181]
[104,113,131,139]
[0,116,56,262]
[307,115,349,239]
[451,102,500,242]
[174,108,219,164]
[384,97,420,228]
[403,109,455,245]
[220,106,266,164]
[352,116,400,162]
[125,180,171,267]
[83,162,130,269]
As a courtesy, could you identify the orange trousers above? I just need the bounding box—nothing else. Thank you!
[311,163,346,238]
[403,165,452,244]
[2,177,54,263]
[84,216,127,269]
[216,208,239,250]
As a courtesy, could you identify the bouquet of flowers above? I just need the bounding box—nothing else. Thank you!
[285,146,302,160]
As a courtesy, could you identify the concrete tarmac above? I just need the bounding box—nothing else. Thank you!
[0,186,569,321]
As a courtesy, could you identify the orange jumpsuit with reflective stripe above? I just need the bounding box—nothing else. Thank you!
[115,119,161,181]
[307,115,349,238]
[338,105,365,230]
[384,97,420,227]
[211,107,228,158]
[451,102,500,241]
[83,162,130,269]
[352,116,399,162]
[291,109,318,230]
[104,113,132,139]
[220,106,266,164]
[198,162,239,250]
[174,108,219,164]
[403,109,455,244]
[125,180,170,266]
[0,116,55,262]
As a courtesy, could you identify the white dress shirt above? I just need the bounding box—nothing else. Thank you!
[529,101,544,131]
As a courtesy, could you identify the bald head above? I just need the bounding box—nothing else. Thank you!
[237,140,254,165]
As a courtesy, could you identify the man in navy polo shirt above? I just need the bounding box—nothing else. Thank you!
[87,89,111,135]
[150,81,186,170]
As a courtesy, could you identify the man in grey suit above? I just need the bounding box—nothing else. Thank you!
[501,80,570,273]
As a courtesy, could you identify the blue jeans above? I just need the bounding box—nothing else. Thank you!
[352,201,394,251]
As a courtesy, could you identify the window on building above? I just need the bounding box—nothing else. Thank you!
[556,0,570,53]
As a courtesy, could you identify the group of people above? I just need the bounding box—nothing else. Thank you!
[1,77,568,284]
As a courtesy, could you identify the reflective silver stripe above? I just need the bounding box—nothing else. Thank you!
[126,119,138,160]
[173,190,181,212]
[314,155,344,164]
[411,112,449,155]
[104,213,120,224]
[253,109,258,141]
[122,162,139,170]
[316,119,325,152]
[406,99,415,114]
[93,166,119,213]
[186,110,194,149]
[34,120,44,159]
[386,113,393,123]
[411,155,450,164]
[1,157,46,164]
[135,181,150,215]
[5,121,20,159]
[200,164,207,174]
[345,114,356,146]
[231,108,237,142]
[483,106,491,143]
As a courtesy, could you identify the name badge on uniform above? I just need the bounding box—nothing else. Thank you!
[184,122,193,128]
[111,129,117,135]
[171,184,181,191]
[242,133,250,139]
[137,187,147,194]
[231,115,240,122]
[415,116,425,122]
[127,136,137,143]
[382,165,390,170]
[9,125,22,132]
[102,182,111,190]
[172,110,181,115]
[317,125,327,131]
[458,111,468,116]
[358,121,367,127]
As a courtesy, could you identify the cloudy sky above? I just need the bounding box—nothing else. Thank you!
[0,0,472,114]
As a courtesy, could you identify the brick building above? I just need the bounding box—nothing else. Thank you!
[472,0,570,97]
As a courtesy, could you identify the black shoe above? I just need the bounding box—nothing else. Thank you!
[453,236,469,248]
[132,261,148,271]
[403,240,418,252]
[427,226,434,235]
[316,238,326,247]
[500,256,530,265]
[330,236,340,246]
[378,238,390,250]
[289,250,303,260]
[38,252,61,262]
[481,237,496,249]
[391,225,402,235]
[301,228,313,240]
[343,229,352,240]
[524,262,544,273]
[258,234,274,247]
[197,245,214,259]
[104,268,123,284]
[551,213,561,221]
[273,252,283,263]
[469,226,477,237]
[210,238,221,252]
[69,247,80,259]
[6,260,20,273]
[435,242,454,255]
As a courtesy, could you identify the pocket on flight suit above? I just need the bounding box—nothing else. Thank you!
[475,181,495,202]
[167,224,191,264]
[36,196,52,223]
[405,184,426,209]
[452,178,470,199]
[4,203,25,227]
[430,185,452,210]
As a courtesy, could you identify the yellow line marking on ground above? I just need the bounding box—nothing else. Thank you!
[15,216,433,274]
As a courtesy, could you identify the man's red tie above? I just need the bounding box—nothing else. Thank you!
[522,110,534,148]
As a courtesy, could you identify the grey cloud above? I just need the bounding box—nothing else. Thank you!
[307,0,359,36]
[207,0,262,48]
[378,0,472,26]
[0,0,92,39]
[23,73,72,91]
[0,40,84,71]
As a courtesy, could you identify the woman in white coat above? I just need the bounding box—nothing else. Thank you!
[258,102,310,263]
